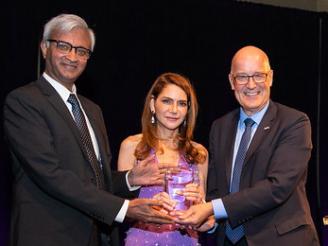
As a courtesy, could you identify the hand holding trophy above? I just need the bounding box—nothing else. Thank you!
[164,166,201,211]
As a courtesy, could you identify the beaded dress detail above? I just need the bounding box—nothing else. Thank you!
[124,151,199,246]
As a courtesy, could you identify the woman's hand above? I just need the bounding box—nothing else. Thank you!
[153,192,177,212]
[178,183,203,204]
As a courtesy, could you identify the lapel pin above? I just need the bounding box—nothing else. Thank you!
[264,126,270,130]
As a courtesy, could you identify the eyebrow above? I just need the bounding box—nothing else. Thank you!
[160,96,187,101]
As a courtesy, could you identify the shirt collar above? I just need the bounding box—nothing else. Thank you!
[43,72,77,102]
[239,101,270,127]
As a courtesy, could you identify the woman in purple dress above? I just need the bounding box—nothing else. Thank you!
[118,73,211,245]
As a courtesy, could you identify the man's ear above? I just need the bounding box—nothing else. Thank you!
[268,69,274,87]
[228,73,235,90]
[40,41,48,59]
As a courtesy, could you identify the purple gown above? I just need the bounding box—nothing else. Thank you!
[124,154,199,246]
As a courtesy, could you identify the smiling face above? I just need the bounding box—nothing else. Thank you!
[150,84,188,136]
[229,46,273,116]
[40,27,91,91]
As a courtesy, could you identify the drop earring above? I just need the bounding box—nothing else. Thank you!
[183,119,187,127]
[151,112,156,124]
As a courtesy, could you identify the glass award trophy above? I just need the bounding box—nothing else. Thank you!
[164,167,198,210]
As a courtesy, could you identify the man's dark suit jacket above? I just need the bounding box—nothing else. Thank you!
[207,101,319,246]
[4,77,131,246]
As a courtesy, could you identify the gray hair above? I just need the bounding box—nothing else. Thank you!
[42,14,95,51]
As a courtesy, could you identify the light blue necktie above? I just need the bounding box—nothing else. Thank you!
[225,118,255,244]
[67,94,104,189]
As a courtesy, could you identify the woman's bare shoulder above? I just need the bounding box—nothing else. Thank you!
[121,133,143,148]
[118,134,143,170]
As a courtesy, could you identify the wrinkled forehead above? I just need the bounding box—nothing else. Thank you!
[52,28,92,47]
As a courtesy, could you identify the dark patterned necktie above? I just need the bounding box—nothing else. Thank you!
[226,118,255,244]
[67,94,104,189]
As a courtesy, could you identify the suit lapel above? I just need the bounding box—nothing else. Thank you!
[225,112,239,186]
[35,78,90,163]
[243,101,277,167]
[79,97,112,189]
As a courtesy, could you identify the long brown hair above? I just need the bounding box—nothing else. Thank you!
[135,72,205,164]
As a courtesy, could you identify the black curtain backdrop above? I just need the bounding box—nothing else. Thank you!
[1,1,327,245]
[320,13,328,245]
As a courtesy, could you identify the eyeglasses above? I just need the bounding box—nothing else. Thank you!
[47,39,92,59]
[233,72,269,85]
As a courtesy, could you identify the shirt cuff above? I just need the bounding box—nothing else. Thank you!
[125,170,141,191]
[211,198,228,220]
[207,222,218,234]
[114,200,129,223]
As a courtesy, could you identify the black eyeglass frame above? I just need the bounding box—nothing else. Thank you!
[47,39,92,59]
[233,72,270,85]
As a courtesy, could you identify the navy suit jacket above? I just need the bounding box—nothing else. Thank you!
[207,100,319,246]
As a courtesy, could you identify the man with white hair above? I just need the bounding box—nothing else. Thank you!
[4,14,172,246]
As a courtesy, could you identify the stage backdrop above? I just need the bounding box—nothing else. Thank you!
[1,1,327,245]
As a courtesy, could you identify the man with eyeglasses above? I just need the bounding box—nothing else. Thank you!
[174,46,319,245]
[3,14,173,246]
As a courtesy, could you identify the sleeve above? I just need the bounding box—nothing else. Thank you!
[111,170,140,198]
[206,120,220,201]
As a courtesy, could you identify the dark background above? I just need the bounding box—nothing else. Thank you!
[1,1,327,245]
